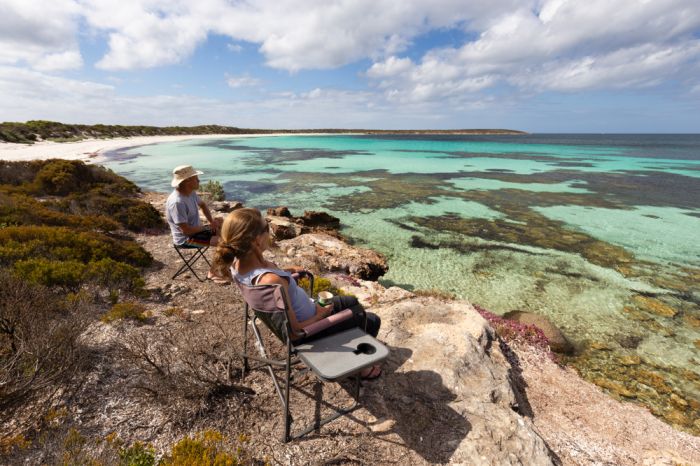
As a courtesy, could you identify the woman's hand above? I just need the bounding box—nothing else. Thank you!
[316,303,333,319]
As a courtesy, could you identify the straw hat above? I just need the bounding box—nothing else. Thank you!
[171,165,203,187]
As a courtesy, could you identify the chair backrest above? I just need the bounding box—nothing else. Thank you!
[236,281,292,343]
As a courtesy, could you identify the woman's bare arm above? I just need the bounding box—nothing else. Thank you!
[257,272,332,335]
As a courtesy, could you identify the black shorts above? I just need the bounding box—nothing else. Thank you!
[185,227,214,247]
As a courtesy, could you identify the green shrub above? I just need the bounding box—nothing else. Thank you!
[161,430,248,466]
[0,189,121,232]
[200,180,226,201]
[297,276,351,299]
[0,226,152,267]
[118,441,155,466]
[121,204,164,231]
[60,189,164,232]
[34,160,92,195]
[13,258,86,290]
[85,258,145,294]
[101,302,149,324]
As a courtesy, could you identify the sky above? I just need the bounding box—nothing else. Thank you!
[1,0,700,132]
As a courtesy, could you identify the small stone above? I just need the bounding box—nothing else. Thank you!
[370,418,395,433]
[593,378,636,398]
[683,314,700,328]
[619,355,641,366]
[637,370,672,394]
[633,296,678,318]
[666,408,690,426]
[670,393,688,408]
[589,341,614,351]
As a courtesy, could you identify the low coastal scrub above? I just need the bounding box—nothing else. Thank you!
[0,272,90,425]
[162,430,256,466]
[101,302,150,324]
[0,120,525,144]
[0,160,164,232]
[0,160,159,438]
[200,180,226,201]
[297,276,351,298]
[2,426,258,465]
[0,120,252,144]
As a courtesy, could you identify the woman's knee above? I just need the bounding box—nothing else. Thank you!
[366,312,381,337]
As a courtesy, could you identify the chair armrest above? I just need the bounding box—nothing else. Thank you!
[301,309,353,337]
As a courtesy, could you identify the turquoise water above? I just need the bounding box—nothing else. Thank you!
[101,134,700,410]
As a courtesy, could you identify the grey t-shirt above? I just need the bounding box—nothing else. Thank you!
[165,190,201,245]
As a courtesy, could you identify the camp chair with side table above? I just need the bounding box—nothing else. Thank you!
[171,242,210,282]
[236,271,389,442]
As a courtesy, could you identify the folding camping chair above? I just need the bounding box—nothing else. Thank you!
[236,272,388,442]
[171,243,211,282]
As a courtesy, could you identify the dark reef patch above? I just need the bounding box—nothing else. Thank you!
[407,212,635,270]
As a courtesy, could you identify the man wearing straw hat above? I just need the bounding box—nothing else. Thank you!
[166,164,228,283]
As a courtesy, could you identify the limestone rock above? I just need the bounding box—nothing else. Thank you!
[211,200,243,213]
[372,296,554,465]
[267,206,291,217]
[297,210,340,229]
[503,311,574,354]
[278,233,388,280]
[267,215,303,240]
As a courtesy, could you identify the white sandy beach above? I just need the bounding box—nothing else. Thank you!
[0,134,305,163]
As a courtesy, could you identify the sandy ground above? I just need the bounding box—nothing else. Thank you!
[0,133,327,162]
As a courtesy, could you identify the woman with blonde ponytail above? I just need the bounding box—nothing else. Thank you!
[216,208,382,380]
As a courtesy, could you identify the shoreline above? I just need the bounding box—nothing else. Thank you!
[0,133,338,163]
[0,130,525,163]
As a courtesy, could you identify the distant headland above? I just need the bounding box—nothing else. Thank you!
[0,120,526,144]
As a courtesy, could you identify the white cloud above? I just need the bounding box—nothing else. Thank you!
[226,74,261,88]
[0,0,82,71]
[1,0,699,124]
[0,65,471,128]
[226,43,243,53]
[366,0,700,100]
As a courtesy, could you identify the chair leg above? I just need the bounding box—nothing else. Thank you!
[250,318,287,409]
[172,246,209,282]
[242,304,250,378]
[283,340,292,443]
[288,380,359,441]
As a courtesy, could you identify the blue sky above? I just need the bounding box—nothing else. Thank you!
[1,0,700,132]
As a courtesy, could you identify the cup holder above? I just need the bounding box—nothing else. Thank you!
[354,342,376,355]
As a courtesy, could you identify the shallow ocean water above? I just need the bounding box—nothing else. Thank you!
[102,133,700,431]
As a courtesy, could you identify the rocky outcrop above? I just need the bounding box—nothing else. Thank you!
[266,206,291,217]
[268,216,303,240]
[267,207,342,240]
[276,233,388,280]
[211,200,243,213]
[503,311,574,354]
[330,278,555,465]
[297,210,340,229]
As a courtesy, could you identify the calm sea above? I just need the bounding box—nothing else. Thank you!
[102,133,700,429]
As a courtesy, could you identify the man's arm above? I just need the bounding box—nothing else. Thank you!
[178,222,208,236]
[198,200,217,233]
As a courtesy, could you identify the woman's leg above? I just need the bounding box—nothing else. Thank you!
[333,295,381,338]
